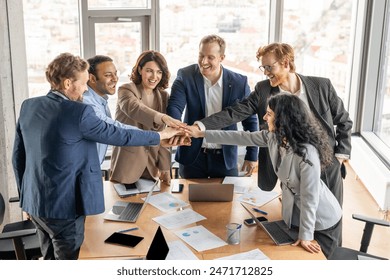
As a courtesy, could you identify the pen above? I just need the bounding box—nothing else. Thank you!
[252,208,268,215]
[117,227,139,233]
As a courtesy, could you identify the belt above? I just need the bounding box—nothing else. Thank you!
[201,148,222,155]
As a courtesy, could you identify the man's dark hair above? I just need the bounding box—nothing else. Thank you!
[87,55,113,77]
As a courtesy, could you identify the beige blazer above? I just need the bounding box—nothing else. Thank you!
[110,82,171,184]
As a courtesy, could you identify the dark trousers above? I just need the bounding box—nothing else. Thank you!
[31,215,86,260]
[179,149,238,178]
[314,218,343,259]
[321,156,344,206]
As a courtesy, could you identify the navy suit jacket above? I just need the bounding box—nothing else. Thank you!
[12,91,160,219]
[167,64,258,169]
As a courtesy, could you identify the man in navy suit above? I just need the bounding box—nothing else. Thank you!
[167,35,258,178]
[12,53,182,260]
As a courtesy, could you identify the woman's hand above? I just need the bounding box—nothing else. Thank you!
[162,115,187,129]
[292,239,321,254]
[159,171,171,185]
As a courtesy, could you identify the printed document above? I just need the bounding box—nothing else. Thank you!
[152,208,206,230]
[146,192,189,213]
[174,225,227,252]
[238,188,280,206]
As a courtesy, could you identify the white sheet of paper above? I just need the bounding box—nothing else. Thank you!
[238,188,280,206]
[214,248,270,260]
[152,208,206,230]
[222,176,255,193]
[146,192,189,212]
[165,240,199,260]
[174,225,227,252]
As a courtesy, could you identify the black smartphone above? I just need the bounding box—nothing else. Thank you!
[244,216,268,226]
[104,232,144,247]
[171,183,184,193]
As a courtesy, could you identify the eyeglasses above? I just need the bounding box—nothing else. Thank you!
[258,61,279,72]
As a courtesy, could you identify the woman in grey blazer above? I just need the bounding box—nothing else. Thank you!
[190,94,342,258]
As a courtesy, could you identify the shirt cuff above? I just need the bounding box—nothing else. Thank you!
[335,153,350,160]
[194,121,206,131]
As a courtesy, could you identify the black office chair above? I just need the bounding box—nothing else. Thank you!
[0,193,42,260]
[329,213,390,260]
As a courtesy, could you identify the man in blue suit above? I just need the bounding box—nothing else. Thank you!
[12,53,182,260]
[167,35,258,178]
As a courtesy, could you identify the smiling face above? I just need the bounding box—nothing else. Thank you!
[198,41,224,83]
[139,61,162,92]
[263,105,276,132]
[260,52,289,87]
[88,61,118,96]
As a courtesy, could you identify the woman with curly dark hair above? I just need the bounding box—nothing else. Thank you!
[189,93,342,258]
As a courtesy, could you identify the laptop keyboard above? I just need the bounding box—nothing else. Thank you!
[118,203,143,221]
[262,221,294,244]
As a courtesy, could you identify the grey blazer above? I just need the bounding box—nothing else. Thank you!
[205,129,342,241]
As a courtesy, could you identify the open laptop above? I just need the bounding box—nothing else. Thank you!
[241,202,298,245]
[130,226,170,260]
[104,180,159,223]
[188,183,234,202]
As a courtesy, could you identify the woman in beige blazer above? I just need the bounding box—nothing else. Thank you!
[110,51,182,185]
[189,94,342,258]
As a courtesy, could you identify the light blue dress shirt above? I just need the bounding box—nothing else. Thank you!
[83,86,138,164]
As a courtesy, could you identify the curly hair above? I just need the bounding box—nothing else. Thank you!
[45,53,89,90]
[130,50,170,90]
[268,94,333,170]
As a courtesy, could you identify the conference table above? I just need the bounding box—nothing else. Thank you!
[79,178,325,260]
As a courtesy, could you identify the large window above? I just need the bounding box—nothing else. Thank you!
[377,8,390,149]
[282,0,356,105]
[23,0,80,98]
[159,0,269,89]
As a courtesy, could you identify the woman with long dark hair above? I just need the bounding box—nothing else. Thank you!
[110,50,183,186]
[189,93,342,258]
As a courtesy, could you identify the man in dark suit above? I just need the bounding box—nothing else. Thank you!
[190,43,352,206]
[167,34,258,178]
[12,53,182,260]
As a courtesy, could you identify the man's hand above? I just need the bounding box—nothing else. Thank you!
[241,160,258,176]
[161,136,192,147]
[186,124,204,138]
[158,126,189,140]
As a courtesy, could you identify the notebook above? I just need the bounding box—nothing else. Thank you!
[130,226,170,260]
[188,183,234,202]
[114,179,161,198]
[241,202,298,245]
[104,180,159,223]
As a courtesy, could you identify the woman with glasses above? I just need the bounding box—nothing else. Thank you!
[189,93,343,258]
